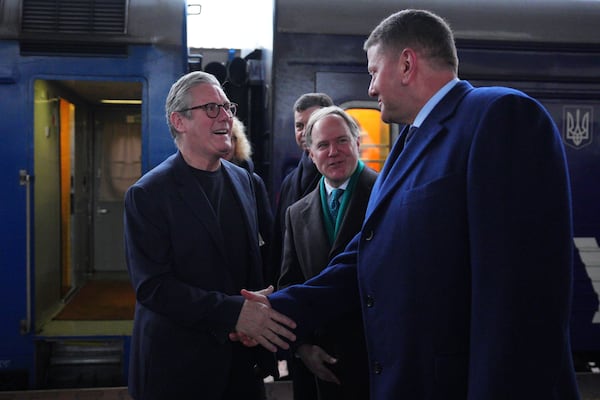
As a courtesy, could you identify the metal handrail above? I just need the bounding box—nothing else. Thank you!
[19,169,31,335]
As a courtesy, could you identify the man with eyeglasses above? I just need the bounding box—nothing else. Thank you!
[124,71,296,400]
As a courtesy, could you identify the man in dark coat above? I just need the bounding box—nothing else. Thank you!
[268,92,334,287]
[278,106,376,399]
[268,92,334,400]
[125,71,294,400]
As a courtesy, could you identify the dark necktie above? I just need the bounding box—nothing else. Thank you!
[329,188,344,221]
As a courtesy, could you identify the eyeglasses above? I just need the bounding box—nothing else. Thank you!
[179,102,237,118]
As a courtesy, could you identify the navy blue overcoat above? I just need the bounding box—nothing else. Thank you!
[270,80,580,399]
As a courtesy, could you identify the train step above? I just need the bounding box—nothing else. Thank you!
[36,339,125,389]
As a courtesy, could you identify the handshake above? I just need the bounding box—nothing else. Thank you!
[231,286,297,352]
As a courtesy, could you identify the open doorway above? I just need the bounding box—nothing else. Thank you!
[33,79,141,333]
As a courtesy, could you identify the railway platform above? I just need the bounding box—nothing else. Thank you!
[1,376,600,400]
[0,381,294,400]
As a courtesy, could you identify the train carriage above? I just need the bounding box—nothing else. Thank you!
[0,0,187,389]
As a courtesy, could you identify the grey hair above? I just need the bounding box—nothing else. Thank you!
[165,71,221,140]
[305,106,361,148]
[363,9,458,73]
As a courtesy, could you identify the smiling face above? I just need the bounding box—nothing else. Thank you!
[171,83,233,170]
[309,113,360,187]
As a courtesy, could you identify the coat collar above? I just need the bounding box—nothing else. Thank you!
[169,152,256,264]
[296,167,376,258]
[366,81,473,218]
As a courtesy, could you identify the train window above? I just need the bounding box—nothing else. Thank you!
[344,107,393,172]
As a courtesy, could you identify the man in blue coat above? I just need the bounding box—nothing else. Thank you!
[124,71,294,400]
[238,9,580,400]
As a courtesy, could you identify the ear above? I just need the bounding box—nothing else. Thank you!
[169,111,186,133]
[309,148,316,163]
[399,48,417,83]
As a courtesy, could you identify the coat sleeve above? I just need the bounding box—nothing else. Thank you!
[269,232,362,338]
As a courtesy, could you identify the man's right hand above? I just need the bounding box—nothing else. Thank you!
[233,288,297,352]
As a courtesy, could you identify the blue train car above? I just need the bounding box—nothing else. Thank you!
[0,0,187,389]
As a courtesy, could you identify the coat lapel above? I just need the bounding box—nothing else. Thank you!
[221,161,263,287]
[298,190,330,278]
[332,168,375,256]
[171,152,228,259]
[366,81,473,221]
[171,154,263,288]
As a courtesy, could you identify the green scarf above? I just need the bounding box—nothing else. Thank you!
[320,160,365,245]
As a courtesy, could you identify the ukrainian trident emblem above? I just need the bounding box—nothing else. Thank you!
[563,106,593,149]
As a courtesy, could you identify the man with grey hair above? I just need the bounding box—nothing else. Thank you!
[269,93,335,287]
[278,106,375,400]
[124,71,295,400]
[268,92,334,400]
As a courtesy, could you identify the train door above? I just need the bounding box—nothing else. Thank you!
[93,107,141,273]
[33,80,83,326]
[32,79,141,331]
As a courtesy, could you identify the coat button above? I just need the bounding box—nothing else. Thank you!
[364,230,374,241]
[373,362,383,374]
[366,295,374,308]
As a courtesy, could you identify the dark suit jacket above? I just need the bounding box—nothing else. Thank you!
[278,167,377,399]
[124,151,270,400]
[270,81,580,399]
[278,167,377,286]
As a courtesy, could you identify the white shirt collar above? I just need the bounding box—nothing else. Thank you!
[412,77,459,128]
[324,179,350,196]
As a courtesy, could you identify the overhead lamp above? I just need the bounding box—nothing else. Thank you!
[100,99,142,105]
